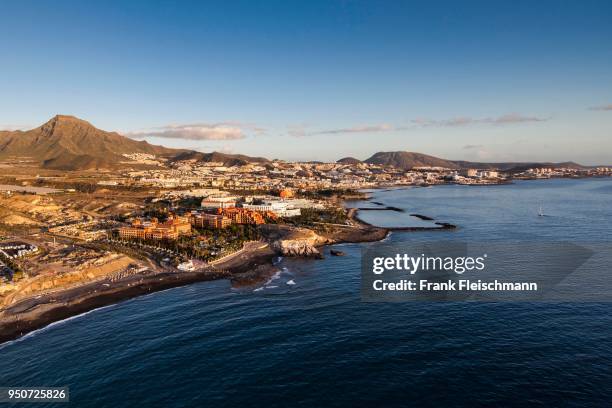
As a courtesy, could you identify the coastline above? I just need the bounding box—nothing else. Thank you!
[0,186,462,344]
[0,209,390,344]
[347,207,457,231]
[4,178,603,344]
[0,246,276,344]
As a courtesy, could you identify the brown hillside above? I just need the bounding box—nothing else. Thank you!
[0,115,180,170]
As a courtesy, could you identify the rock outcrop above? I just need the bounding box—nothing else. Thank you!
[274,240,323,258]
[260,224,330,258]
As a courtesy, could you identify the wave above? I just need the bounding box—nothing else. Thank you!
[286,280,296,285]
[264,270,282,286]
[0,303,117,350]
[381,231,393,242]
[251,269,285,292]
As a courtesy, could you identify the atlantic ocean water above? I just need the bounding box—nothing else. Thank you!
[1,179,612,407]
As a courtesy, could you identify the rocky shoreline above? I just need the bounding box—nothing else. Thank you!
[0,247,277,344]
[0,196,455,345]
[0,214,389,344]
[348,207,457,231]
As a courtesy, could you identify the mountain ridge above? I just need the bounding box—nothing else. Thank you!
[336,157,362,165]
[0,116,590,171]
[0,115,267,170]
[0,115,179,170]
[171,150,269,166]
[363,151,587,171]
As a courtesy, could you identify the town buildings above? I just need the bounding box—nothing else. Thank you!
[279,188,294,199]
[200,196,238,209]
[217,208,266,225]
[119,215,191,240]
[0,242,38,259]
[190,213,232,229]
[113,151,612,195]
[242,200,301,217]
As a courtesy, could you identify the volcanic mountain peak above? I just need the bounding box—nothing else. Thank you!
[365,151,458,169]
[0,115,271,170]
[337,156,362,165]
[37,115,110,136]
[0,115,180,170]
[364,151,587,171]
[47,114,88,124]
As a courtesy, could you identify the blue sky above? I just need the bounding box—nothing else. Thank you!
[1,0,611,164]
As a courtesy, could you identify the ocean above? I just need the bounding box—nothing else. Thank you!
[1,178,612,407]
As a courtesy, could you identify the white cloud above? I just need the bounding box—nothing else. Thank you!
[463,144,484,150]
[315,124,394,135]
[289,113,547,137]
[492,113,547,124]
[287,124,310,137]
[412,113,547,127]
[293,123,396,137]
[589,104,612,111]
[125,122,265,141]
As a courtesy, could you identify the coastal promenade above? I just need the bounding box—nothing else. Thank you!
[209,241,269,266]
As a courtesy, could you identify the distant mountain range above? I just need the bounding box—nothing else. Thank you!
[336,157,362,165]
[0,115,177,170]
[362,151,586,172]
[171,150,269,167]
[0,116,267,170]
[0,115,590,171]
[363,151,457,169]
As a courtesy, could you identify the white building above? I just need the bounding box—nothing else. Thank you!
[177,260,196,271]
[242,201,301,217]
[201,196,237,209]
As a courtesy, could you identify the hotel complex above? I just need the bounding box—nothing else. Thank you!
[217,208,267,225]
[119,216,192,240]
[190,213,232,229]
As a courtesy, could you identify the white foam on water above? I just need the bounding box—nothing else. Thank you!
[281,267,294,276]
[263,270,282,286]
[381,231,393,242]
[265,285,278,289]
[286,280,296,285]
[0,303,117,350]
[252,270,284,292]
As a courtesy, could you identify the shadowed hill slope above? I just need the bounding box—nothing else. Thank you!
[0,115,180,170]
[0,115,268,170]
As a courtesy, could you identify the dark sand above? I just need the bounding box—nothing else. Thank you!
[0,220,387,343]
[0,246,276,344]
[0,207,439,344]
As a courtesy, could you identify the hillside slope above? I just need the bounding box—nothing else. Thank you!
[365,151,458,169]
[0,115,180,170]
[171,150,269,166]
[365,151,586,171]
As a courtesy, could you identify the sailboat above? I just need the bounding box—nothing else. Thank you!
[538,205,545,217]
